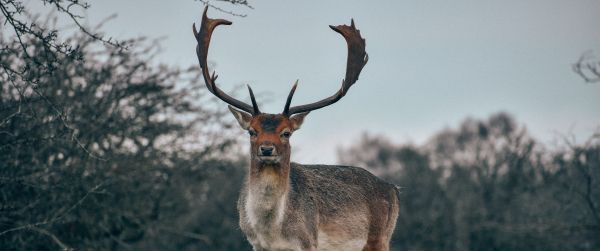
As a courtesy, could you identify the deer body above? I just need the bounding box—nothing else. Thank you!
[239,163,399,251]
[193,7,399,250]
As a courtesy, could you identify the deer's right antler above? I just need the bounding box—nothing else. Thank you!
[282,19,368,116]
[193,6,260,115]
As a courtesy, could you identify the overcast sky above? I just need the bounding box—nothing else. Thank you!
[37,0,600,164]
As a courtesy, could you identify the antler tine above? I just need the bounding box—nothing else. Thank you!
[286,19,368,116]
[282,80,298,116]
[193,6,260,115]
[247,85,260,114]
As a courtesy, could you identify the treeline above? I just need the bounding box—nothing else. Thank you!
[339,113,600,251]
[2,8,599,251]
[0,25,250,250]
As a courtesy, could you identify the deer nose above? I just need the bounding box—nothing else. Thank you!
[259,145,275,156]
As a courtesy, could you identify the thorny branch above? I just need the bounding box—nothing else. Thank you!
[30,226,73,251]
[0,0,125,160]
[573,50,600,83]
[196,0,253,17]
[0,182,105,237]
[1,0,127,51]
[48,0,126,48]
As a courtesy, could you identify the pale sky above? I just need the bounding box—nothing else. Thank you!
[37,0,600,164]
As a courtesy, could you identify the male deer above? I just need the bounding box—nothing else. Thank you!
[193,7,399,251]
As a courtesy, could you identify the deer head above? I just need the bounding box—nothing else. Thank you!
[193,6,368,167]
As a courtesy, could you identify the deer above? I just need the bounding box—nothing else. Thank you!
[193,7,400,251]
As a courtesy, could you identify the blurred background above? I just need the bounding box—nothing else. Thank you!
[1,0,599,250]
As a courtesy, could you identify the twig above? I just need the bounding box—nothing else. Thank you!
[30,226,74,251]
[98,224,132,250]
[1,67,23,127]
[573,51,600,83]
[0,182,105,236]
[51,1,127,49]
[197,0,250,17]
[157,225,213,245]
[28,83,106,161]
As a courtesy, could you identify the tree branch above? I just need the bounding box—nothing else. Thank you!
[573,51,600,83]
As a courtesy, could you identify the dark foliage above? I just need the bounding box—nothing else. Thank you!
[2,1,598,250]
[1,1,256,249]
[0,19,253,251]
[339,113,600,251]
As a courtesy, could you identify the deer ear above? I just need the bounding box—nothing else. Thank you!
[228,105,252,130]
[289,112,309,131]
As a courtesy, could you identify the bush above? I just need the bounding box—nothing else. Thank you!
[0,27,249,250]
[339,114,600,251]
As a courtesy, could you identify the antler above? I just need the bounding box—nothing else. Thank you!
[283,19,368,116]
[193,6,260,115]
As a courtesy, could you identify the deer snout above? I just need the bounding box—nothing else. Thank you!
[259,144,276,156]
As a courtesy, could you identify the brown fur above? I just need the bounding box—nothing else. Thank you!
[231,110,400,251]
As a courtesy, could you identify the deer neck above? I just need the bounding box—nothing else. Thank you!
[248,160,290,203]
[245,159,290,229]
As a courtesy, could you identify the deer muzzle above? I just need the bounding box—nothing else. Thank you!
[257,144,280,164]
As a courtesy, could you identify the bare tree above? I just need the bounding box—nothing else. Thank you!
[573,51,600,83]
[1,1,251,249]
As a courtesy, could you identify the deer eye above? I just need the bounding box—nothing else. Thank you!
[281,131,291,138]
[248,129,257,137]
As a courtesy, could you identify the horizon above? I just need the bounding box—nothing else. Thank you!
[30,0,600,164]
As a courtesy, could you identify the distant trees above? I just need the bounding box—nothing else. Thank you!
[0,8,252,251]
[339,113,600,251]
[2,1,598,250]
[1,1,258,249]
